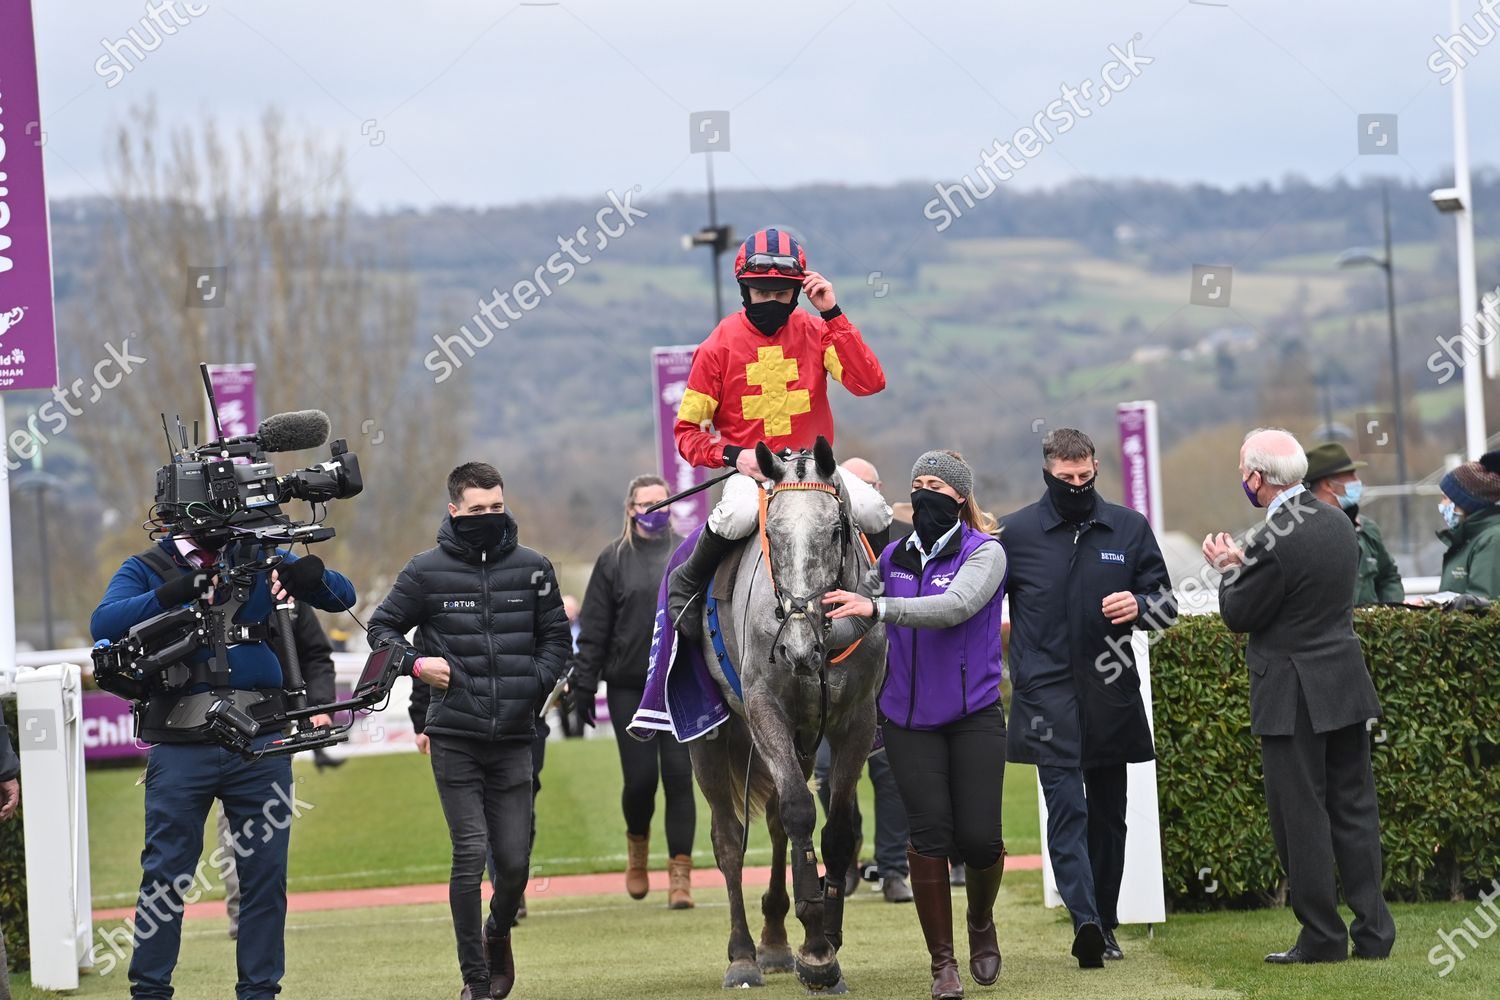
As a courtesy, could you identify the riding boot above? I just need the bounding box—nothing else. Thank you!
[964,851,1005,986]
[909,848,964,1000]
[666,525,736,642]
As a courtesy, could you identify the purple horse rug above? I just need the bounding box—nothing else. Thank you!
[627,526,731,742]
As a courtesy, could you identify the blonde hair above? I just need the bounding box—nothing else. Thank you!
[940,449,999,536]
[618,474,669,549]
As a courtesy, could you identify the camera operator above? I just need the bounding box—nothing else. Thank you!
[90,529,355,1000]
[369,462,571,1000]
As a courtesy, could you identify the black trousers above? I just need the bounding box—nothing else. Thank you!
[1260,687,1396,959]
[430,736,534,987]
[608,685,696,857]
[882,701,1006,869]
[814,738,911,877]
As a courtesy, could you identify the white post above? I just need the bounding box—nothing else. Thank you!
[1450,0,1487,459]
[1,400,16,681]
[16,663,94,990]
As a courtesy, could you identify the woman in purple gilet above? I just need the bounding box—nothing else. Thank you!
[825,449,1007,1000]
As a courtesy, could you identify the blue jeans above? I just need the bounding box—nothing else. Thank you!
[129,736,296,999]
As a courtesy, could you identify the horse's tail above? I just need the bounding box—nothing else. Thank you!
[723,718,775,825]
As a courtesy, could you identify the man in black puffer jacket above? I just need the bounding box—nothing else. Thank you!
[369,462,571,1000]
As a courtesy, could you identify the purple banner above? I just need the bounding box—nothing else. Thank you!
[652,346,709,536]
[1117,400,1163,532]
[207,363,258,438]
[82,690,146,762]
[0,0,61,392]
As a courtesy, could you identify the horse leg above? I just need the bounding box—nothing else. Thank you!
[757,800,795,974]
[747,702,841,992]
[690,740,763,989]
[820,722,873,956]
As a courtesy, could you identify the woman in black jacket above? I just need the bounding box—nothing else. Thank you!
[568,474,697,907]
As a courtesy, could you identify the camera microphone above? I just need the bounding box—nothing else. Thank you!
[256,410,331,453]
[277,554,326,597]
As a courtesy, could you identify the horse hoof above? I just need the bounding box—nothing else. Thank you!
[795,956,843,991]
[806,978,849,996]
[757,945,796,974]
[724,960,765,989]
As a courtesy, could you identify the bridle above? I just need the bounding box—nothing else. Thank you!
[757,479,850,667]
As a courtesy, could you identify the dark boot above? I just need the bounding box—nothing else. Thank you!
[909,848,964,1000]
[484,928,515,999]
[666,525,735,642]
[964,852,1005,986]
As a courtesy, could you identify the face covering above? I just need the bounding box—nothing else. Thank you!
[1337,479,1363,511]
[1439,500,1462,530]
[633,509,671,536]
[453,511,515,550]
[910,488,963,550]
[745,299,796,336]
[1044,470,1098,522]
[1241,474,1264,509]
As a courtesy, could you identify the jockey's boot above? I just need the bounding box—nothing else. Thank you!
[626,832,651,899]
[668,854,695,909]
[964,850,1005,986]
[666,525,735,642]
[909,848,964,1000]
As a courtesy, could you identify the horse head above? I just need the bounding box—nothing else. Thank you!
[754,435,850,676]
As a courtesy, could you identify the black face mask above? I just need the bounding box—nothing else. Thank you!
[745,299,796,336]
[1044,470,1097,523]
[452,511,515,551]
[910,488,964,550]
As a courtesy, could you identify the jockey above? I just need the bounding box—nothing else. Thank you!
[667,227,893,640]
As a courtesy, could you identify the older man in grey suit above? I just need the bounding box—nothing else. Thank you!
[1203,428,1396,964]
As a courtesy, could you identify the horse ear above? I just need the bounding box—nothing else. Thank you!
[755,442,784,481]
[813,436,836,480]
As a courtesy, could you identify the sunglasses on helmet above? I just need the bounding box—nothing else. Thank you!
[739,253,805,277]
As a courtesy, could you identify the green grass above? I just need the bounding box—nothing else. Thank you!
[85,739,1043,908]
[17,870,1497,999]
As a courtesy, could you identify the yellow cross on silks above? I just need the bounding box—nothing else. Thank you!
[741,346,811,437]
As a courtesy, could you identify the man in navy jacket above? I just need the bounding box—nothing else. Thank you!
[1000,429,1176,967]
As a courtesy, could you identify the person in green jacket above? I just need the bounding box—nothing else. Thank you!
[1437,450,1500,599]
[1304,442,1404,604]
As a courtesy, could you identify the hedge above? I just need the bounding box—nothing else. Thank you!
[1153,606,1500,910]
[0,696,26,973]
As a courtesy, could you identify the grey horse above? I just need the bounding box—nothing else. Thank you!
[689,436,888,993]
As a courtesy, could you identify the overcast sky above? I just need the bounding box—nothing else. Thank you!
[29,0,1500,210]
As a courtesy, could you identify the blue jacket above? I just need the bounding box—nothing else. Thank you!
[1000,491,1175,768]
[91,539,356,691]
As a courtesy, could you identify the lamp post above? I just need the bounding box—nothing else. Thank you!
[1432,0,1487,459]
[682,152,734,326]
[14,470,66,650]
[1337,187,1410,554]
